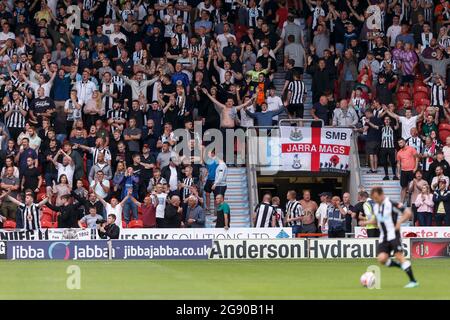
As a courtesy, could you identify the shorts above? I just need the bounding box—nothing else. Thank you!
[400,170,414,188]
[204,180,214,193]
[377,237,403,255]
[287,103,304,118]
[366,141,380,155]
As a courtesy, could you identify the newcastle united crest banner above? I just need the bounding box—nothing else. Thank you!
[279,126,352,173]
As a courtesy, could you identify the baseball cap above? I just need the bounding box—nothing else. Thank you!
[143,144,149,149]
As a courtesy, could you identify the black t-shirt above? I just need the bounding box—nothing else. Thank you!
[365,116,383,142]
[31,97,55,117]
[140,154,156,180]
[22,166,40,191]
[312,102,330,125]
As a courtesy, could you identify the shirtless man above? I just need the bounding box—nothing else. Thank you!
[299,190,318,233]
[202,88,255,160]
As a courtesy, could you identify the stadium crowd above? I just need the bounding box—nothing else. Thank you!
[0,0,450,235]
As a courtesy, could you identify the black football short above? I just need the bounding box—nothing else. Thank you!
[204,180,214,193]
[377,237,403,255]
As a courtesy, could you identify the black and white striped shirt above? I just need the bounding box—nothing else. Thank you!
[254,202,275,228]
[182,177,194,200]
[101,81,118,113]
[90,147,112,164]
[5,101,28,128]
[247,7,263,27]
[106,108,127,134]
[286,200,303,226]
[158,0,171,19]
[273,206,284,228]
[176,0,190,23]
[176,95,187,116]
[83,0,96,11]
[373,197,403,242]
[19,203,41,231]
[381,125,395,149]
[427,81,446,107]
[112,75,125,97]
[288,80,307,104]
[406,136,424,154]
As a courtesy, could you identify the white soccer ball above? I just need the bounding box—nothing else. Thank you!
[360,272,376,288]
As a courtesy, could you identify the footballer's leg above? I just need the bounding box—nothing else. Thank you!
[394,251,419,288]
[378,252,401,268]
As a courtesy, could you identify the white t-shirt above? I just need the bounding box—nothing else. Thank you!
[102,24,115,36]
[267,96,283,121]
[315,202,329,233]
[196,2,214,13]
[240,105,254,128]
[29,82,53,97]
[56,163,75,186]
[0,31,15,48]
[155,192,168,218]
[90,179,110,199]
[399,116,418,140]
[216,33,236,52]
[386,25,401,47]
[168,166,178,191]
[105,203,123,228]
[109,32,127,46]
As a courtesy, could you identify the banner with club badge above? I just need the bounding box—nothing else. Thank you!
[279,126,352,173]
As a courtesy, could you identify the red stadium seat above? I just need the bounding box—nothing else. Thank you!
[41,206,56,220]
[52,222,58,228]
[80,222,87,228]
[439,123,450,143]
[41,220,52,228]
[128,220,144,228]
[122,221,127,228]
[396,92,411,102]
[3,220,16,229]
[413,85,428,94]
[413,92,429,104]
[397,85,410,94]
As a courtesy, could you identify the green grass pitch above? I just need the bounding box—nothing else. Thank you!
[1,259,450,299]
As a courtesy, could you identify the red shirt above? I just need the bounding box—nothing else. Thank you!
[141,204,156,227]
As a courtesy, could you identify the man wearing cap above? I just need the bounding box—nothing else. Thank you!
[316,192,331,233]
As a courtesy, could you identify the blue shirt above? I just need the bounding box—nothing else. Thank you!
[52,75,71,101]
[206,160,219,181]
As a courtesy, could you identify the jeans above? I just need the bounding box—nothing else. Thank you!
[123,201,138,223]
[417,212,433,226]
[435,213,450,226]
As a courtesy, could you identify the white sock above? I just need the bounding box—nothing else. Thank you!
[401,260,411,270]
[385,258,392,267]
